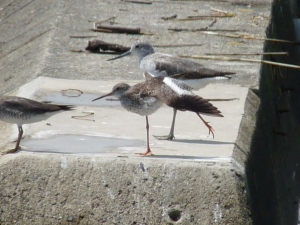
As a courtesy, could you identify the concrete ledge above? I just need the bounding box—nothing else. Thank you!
[0,153,250,224]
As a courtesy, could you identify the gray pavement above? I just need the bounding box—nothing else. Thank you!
[0,0,272,224]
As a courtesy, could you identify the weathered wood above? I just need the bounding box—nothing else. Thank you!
[95,25,141,34]
[85,40,130,53]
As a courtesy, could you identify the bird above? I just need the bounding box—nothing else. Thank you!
[0,96,74,154]
[107,41,233,140]
[92,72,223,156]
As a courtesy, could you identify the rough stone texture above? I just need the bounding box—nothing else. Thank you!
[0,0,273,224]
[0,154,250,225]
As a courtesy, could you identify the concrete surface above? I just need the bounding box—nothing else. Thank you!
[0,0,272,224]
[5,76,247,159]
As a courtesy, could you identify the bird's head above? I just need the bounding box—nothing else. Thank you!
[107,42,155,61]
[92,83,131,102]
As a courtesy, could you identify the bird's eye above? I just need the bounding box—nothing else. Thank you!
[136,45,140,48]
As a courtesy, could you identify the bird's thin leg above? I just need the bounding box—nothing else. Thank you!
[2,125,23,155]
[136,116,153,156]
[15,126,23,151]
[154,108,177,140]
[196,113,215,139]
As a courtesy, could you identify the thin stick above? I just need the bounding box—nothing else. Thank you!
[72,111,95,122]
[206,98,239,101]
[179,15,231,21]
[210,7,228,14]
[169,28,239,32]
[199,31,294,43]
[69,35,99,38]
[94,16,116,28]
[179,55,300,69]
[91,28,113,33]
[206,52,288,56]
[153,43,206,47]
[122,0,152,4]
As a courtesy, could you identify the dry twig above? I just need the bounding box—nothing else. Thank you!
[199,31,294,43]
[122,0,152,4]
[153,43,206,47]
[179,55,300,69]
[206,52,288,56]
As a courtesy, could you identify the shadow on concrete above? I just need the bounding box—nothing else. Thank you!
[246,0,300,224]
[138,155,231,160]
[171,139,234,145]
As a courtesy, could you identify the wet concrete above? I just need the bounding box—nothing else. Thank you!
[22,134,144,155]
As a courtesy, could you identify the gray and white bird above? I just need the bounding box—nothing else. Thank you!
[0,96,74,154]
[93,73,223,155]
[108,42,233,140]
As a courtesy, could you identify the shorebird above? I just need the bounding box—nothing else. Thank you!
[92,73,223,155]
[107,41,233,140]
[0,96,74,154]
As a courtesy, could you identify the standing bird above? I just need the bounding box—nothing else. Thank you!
[92,73,223,156]
[107,42,233,140]
[0,96,74,154]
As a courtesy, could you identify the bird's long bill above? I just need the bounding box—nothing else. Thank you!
[92,92,113,102]
[107,50,132,61]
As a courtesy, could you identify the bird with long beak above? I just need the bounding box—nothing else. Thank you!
[107,42,233,140]
[0,96,74,154]
[92,72,223,155]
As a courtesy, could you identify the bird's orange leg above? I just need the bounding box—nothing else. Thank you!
[196,113,215,139]
[136,116,154,156]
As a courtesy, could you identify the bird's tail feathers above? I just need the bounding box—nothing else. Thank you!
[173,95,223,117]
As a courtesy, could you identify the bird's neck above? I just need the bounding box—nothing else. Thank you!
[137,51,154,64]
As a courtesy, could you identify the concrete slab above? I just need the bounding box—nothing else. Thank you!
[4,77,247,161]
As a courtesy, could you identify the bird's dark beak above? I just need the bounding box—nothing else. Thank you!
[92,92,113,102]
[107,50,132,61]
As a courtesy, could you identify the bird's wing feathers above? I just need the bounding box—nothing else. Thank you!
[1,97,73,114]
[151,54,235,78]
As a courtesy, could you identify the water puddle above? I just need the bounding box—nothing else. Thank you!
[21,134,144,155]
[41,91,120,107]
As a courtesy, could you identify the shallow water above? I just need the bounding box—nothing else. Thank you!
[21,134,144,155]
[41,92,120,107]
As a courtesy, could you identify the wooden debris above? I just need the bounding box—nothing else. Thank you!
[122,0,152,4]
[94,25,141,34]
[69,50,85,53]
[179,55,300,69]
[85,40,130,53]
[91,28,113,33]
[206,52,288,56]
[161,14,177,20]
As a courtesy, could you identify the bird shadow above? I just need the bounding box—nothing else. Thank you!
[139,154,231,160]
[170,139,234,145]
